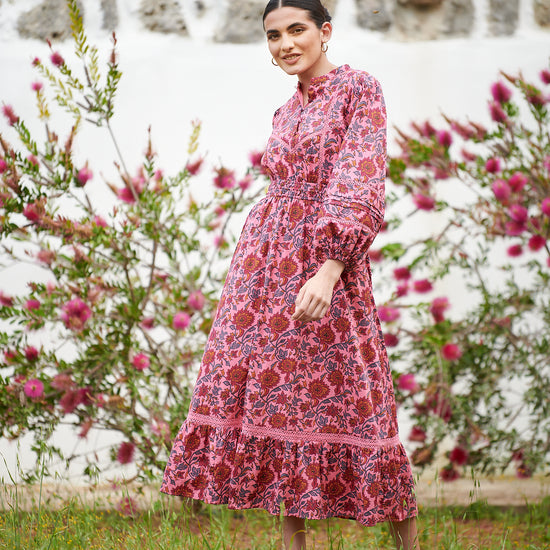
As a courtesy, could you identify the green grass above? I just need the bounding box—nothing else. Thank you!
[1,494,549,549]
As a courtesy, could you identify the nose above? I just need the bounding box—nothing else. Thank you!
[280,33,294,51]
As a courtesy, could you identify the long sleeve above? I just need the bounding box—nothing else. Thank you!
[314,74,386,269]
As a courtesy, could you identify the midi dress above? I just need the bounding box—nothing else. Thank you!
[161,64,418,526]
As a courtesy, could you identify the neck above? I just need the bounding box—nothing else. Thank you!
[298,57,338,96]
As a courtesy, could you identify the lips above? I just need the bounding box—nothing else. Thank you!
[282,54,301,65]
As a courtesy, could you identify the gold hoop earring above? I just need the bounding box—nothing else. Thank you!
[271,58,278,66]
[321,42,328,53]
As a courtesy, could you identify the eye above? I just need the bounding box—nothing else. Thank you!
[292,28,304,34]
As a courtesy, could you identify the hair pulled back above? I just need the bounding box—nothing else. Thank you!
[263,0,332,29]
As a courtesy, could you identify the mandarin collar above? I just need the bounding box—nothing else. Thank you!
[297,64,350,104]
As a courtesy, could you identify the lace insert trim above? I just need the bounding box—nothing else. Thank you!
[187,412,401,450]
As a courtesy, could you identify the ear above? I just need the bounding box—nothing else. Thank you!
[320,21,333,42]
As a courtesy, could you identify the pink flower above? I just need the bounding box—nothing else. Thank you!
[25,346,39,361]
[61,298,92,331]
[397,373,419,393]
[436,130,452,147]
[214,205,225,218]
[59,389,81,413]
[188,290,205,311]
[429,297,450,323]
[140,317,155,330]
[214,235,226,248]
[76,165,93,186]
[50,51,65,67]
[0,158,7,173]
[25,299,41,311]
[173,312,190,331]
[508,204,528,224]
[396,284,409,298]
[249,150,264,168]
[528,235,546,251]
[369,249,383,262]
[31,81,43,92]
[93,215,108,228]
[505,221,526,236]
[393,267,411,281]
[441,343,462,361]
[0,291,14,307]
[507,244,523,257]
[378,306,400,323]
[32,57,41,66]
[116,496,138,516]
[2,105,19,126]
[186,157,204,176]
[117,187,136,204]
[440,466,460,482]
[412,193,436,211]
[508,172,528,192]
[117,442,135,464]
[23,203,42,223]
[37,249,55,265]
[213,167,236,190]
[409,426,427,443]
[485,157,501,174]
[24,378,44,399]
[516,463,533,479]
[413,279,433,293]
[384,333,399,347]
[489,101,507,123]
[51,373,75,391]
[238,175,253,191]
[27,155,39,168]
[132,352,150,371]
[541,197,550,217]
[449,446,469,466]
[541,69,550,85]
[461,149,476,162]
[490,81,512,104]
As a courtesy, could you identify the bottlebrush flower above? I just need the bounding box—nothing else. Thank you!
[490,81,512,104]
[412,193,436,211]
[2,104,19,126]
[449,446,469,466]
[59,389,81,413]
[24,379,44,399]
[51,373,74,391]
[505,221,526,236]
[140,317,155,330]
[440,465,460,482]
[378,306,400,323]
[541,197,550,217]
[23,203,42,223]
[508,172,528,192]
[429,297,450,322]
[508,204,528,224]
[117,442,135,464]
[238,175,253,191]
[369,249,383,262]
[436,130,452,147]
[441,343,462,361]
[393,267,411,281]
[397,373,419,393]
[50,51,65,67]
[0,291,14,307]
[76,165,93,186]
[485,157,501,173]
[0,158,6,173]
[25,299,41,311]
[461,149,476,162]
[384,333,399,347]
[117,187,136,204]
[186,157,204,175]
[32,57,41,66]
[25,346,39,361]
[93,215,108,228]
[188,290,205,311]
[396,284,409,298]
[36,249,55,265]
[507,244,523,257]
[61,298,92,331]
[489,101,507,123]
[540,69,550,85]
[173,312,190,330]
[31,81,43,92]
[409,426,427,443]
[413,279,433,293]
[213,167,236,190]
[132,353,150,371]
[528,235,546,251]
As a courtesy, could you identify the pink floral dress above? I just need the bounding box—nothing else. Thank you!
[161,65,417,526]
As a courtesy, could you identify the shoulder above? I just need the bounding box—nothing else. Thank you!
[335,67,384,100]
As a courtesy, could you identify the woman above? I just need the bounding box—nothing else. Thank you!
[161,1,419,548]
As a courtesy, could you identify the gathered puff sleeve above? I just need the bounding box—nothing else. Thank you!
[315,73,387,269]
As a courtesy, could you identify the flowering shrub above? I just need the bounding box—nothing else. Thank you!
[375,66,550,480]
[0,1,265,482]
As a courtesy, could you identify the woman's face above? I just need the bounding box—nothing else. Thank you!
[264,7,332,80]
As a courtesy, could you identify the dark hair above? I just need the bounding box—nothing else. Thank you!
[263,0,332,29]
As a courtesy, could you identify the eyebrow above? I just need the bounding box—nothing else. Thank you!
[266,22,307,34]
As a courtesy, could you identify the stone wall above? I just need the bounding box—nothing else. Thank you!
[9,0,549,42]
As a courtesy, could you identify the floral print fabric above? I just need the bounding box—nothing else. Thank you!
[161,65,417,525]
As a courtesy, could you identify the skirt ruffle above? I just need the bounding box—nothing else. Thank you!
[160,421,417,526]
